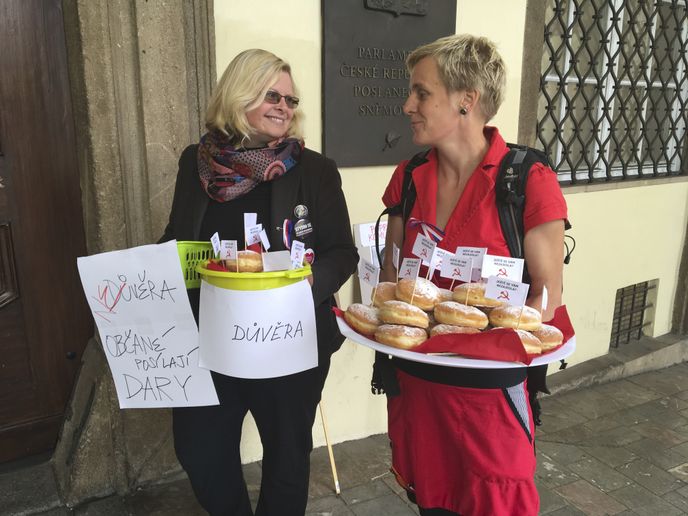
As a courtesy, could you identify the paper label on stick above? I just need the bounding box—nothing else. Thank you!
[429,248,452,276]
[210,232,221,257]
[542,285,548,313]
[244,213,257,233]
[398,258,421,280]
[220,240,237,260]
[456,246,487,281]
[439,255,471,282]
[246,224,263,246]
[259,229,271,251]
[290,240,305,269]
[485,276,530,306]
[481,254,524,282]
[358,259,380,287]
[393,243,400,270]
[411,233,436,265]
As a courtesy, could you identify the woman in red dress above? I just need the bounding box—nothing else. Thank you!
[380,34,568,516]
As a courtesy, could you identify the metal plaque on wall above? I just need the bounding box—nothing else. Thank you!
[322,0,456,167]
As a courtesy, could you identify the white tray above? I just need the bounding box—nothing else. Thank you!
[337,317,576,369]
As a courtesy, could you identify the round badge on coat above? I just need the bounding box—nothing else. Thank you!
[294,204,308,218]
[294,218,313,238]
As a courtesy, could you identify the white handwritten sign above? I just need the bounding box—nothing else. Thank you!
[357,221,388,247]
[77,240,219,409]
[481,254,524,282]
[485,276,530,306]
[198,280,317,378]
[220,240,238,260]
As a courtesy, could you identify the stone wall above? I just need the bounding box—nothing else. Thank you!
[54,0,214,505]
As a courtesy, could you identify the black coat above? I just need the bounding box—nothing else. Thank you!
[160,144,359,356]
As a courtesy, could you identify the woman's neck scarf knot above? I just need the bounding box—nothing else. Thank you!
[197,131,303,202]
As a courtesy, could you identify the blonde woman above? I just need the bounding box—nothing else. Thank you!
[160,49,358,516]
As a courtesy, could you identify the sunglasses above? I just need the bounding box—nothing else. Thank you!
[264,90,300,109]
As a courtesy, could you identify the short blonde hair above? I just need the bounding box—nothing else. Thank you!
[205,49,304,142]
[407,34,506,121]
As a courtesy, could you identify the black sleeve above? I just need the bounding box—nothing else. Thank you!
[158,145,197,243]
[310,157,359,307]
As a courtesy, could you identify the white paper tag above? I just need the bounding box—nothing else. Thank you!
[398,258,421,280]
[220,240,238,260]
[411,233,437,265]
[455,246,487,281]
[484,276,530,306]
[210,232,221,257]
[542,285,548,313]
[259,229,271,251]
[244,213,257,234]
[429,248,453,277]
[262,250,291,272]
[246,224,263,246]
[481,254,524,282]
[439,255,471,282]
[358,259,380,287]
[290,240,305,269]
[393,243,400,270]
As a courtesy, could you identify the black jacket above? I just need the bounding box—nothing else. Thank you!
[160,144,359,356]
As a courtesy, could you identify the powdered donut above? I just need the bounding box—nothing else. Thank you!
[375,324,427,350]
[488,305,542,331]
[452,282,504,308]
[379,300,429,329]
[344,303,381,335]
[439,288,454,302]
[372,281,398,307]
[434,301,489,329]
[395,277,441,311]
[223,250,263,272]
[531,324,563,351]
[516,329,543,354]
[429,324,481,337]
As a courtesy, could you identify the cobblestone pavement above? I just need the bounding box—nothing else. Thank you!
[6,363,688,515]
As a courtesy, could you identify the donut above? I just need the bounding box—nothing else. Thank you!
[452,282,504,308]
[516,329,543,354]
[434,301,489,329]
[223,250,263,272]
[438,288,454,302]
[344,303,381,335]
[372,281,398,307]
[379,300,429,329]
[531,324,563,351]
[488,305,542,331]
[395,277,441,311]
[429,324,481,337]
[375,324,427,350]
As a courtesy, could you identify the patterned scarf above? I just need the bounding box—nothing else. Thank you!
[198,131,303,202]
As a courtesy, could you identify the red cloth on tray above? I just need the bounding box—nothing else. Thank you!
[335,305,574,365]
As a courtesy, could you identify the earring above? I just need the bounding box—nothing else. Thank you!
[459,106,468,115]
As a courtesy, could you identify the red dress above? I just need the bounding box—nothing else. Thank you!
[382,127,568,515]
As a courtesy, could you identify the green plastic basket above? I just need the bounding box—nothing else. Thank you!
[177,241,213,288]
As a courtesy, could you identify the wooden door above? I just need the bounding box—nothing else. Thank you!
[0,0,92,463]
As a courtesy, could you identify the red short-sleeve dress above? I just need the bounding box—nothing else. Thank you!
[381,127,568,515]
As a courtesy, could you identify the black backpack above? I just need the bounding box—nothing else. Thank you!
[371,144,574,425]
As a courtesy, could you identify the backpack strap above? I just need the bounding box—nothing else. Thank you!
[375,150,430,269]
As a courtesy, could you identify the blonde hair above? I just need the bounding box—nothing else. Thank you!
[407,34,506,121]
[205,49,304,142]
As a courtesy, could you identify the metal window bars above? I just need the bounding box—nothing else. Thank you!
[537,0,688,184]
[610,281,655,347]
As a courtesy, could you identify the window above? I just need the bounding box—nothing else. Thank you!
[537,0,688,184]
